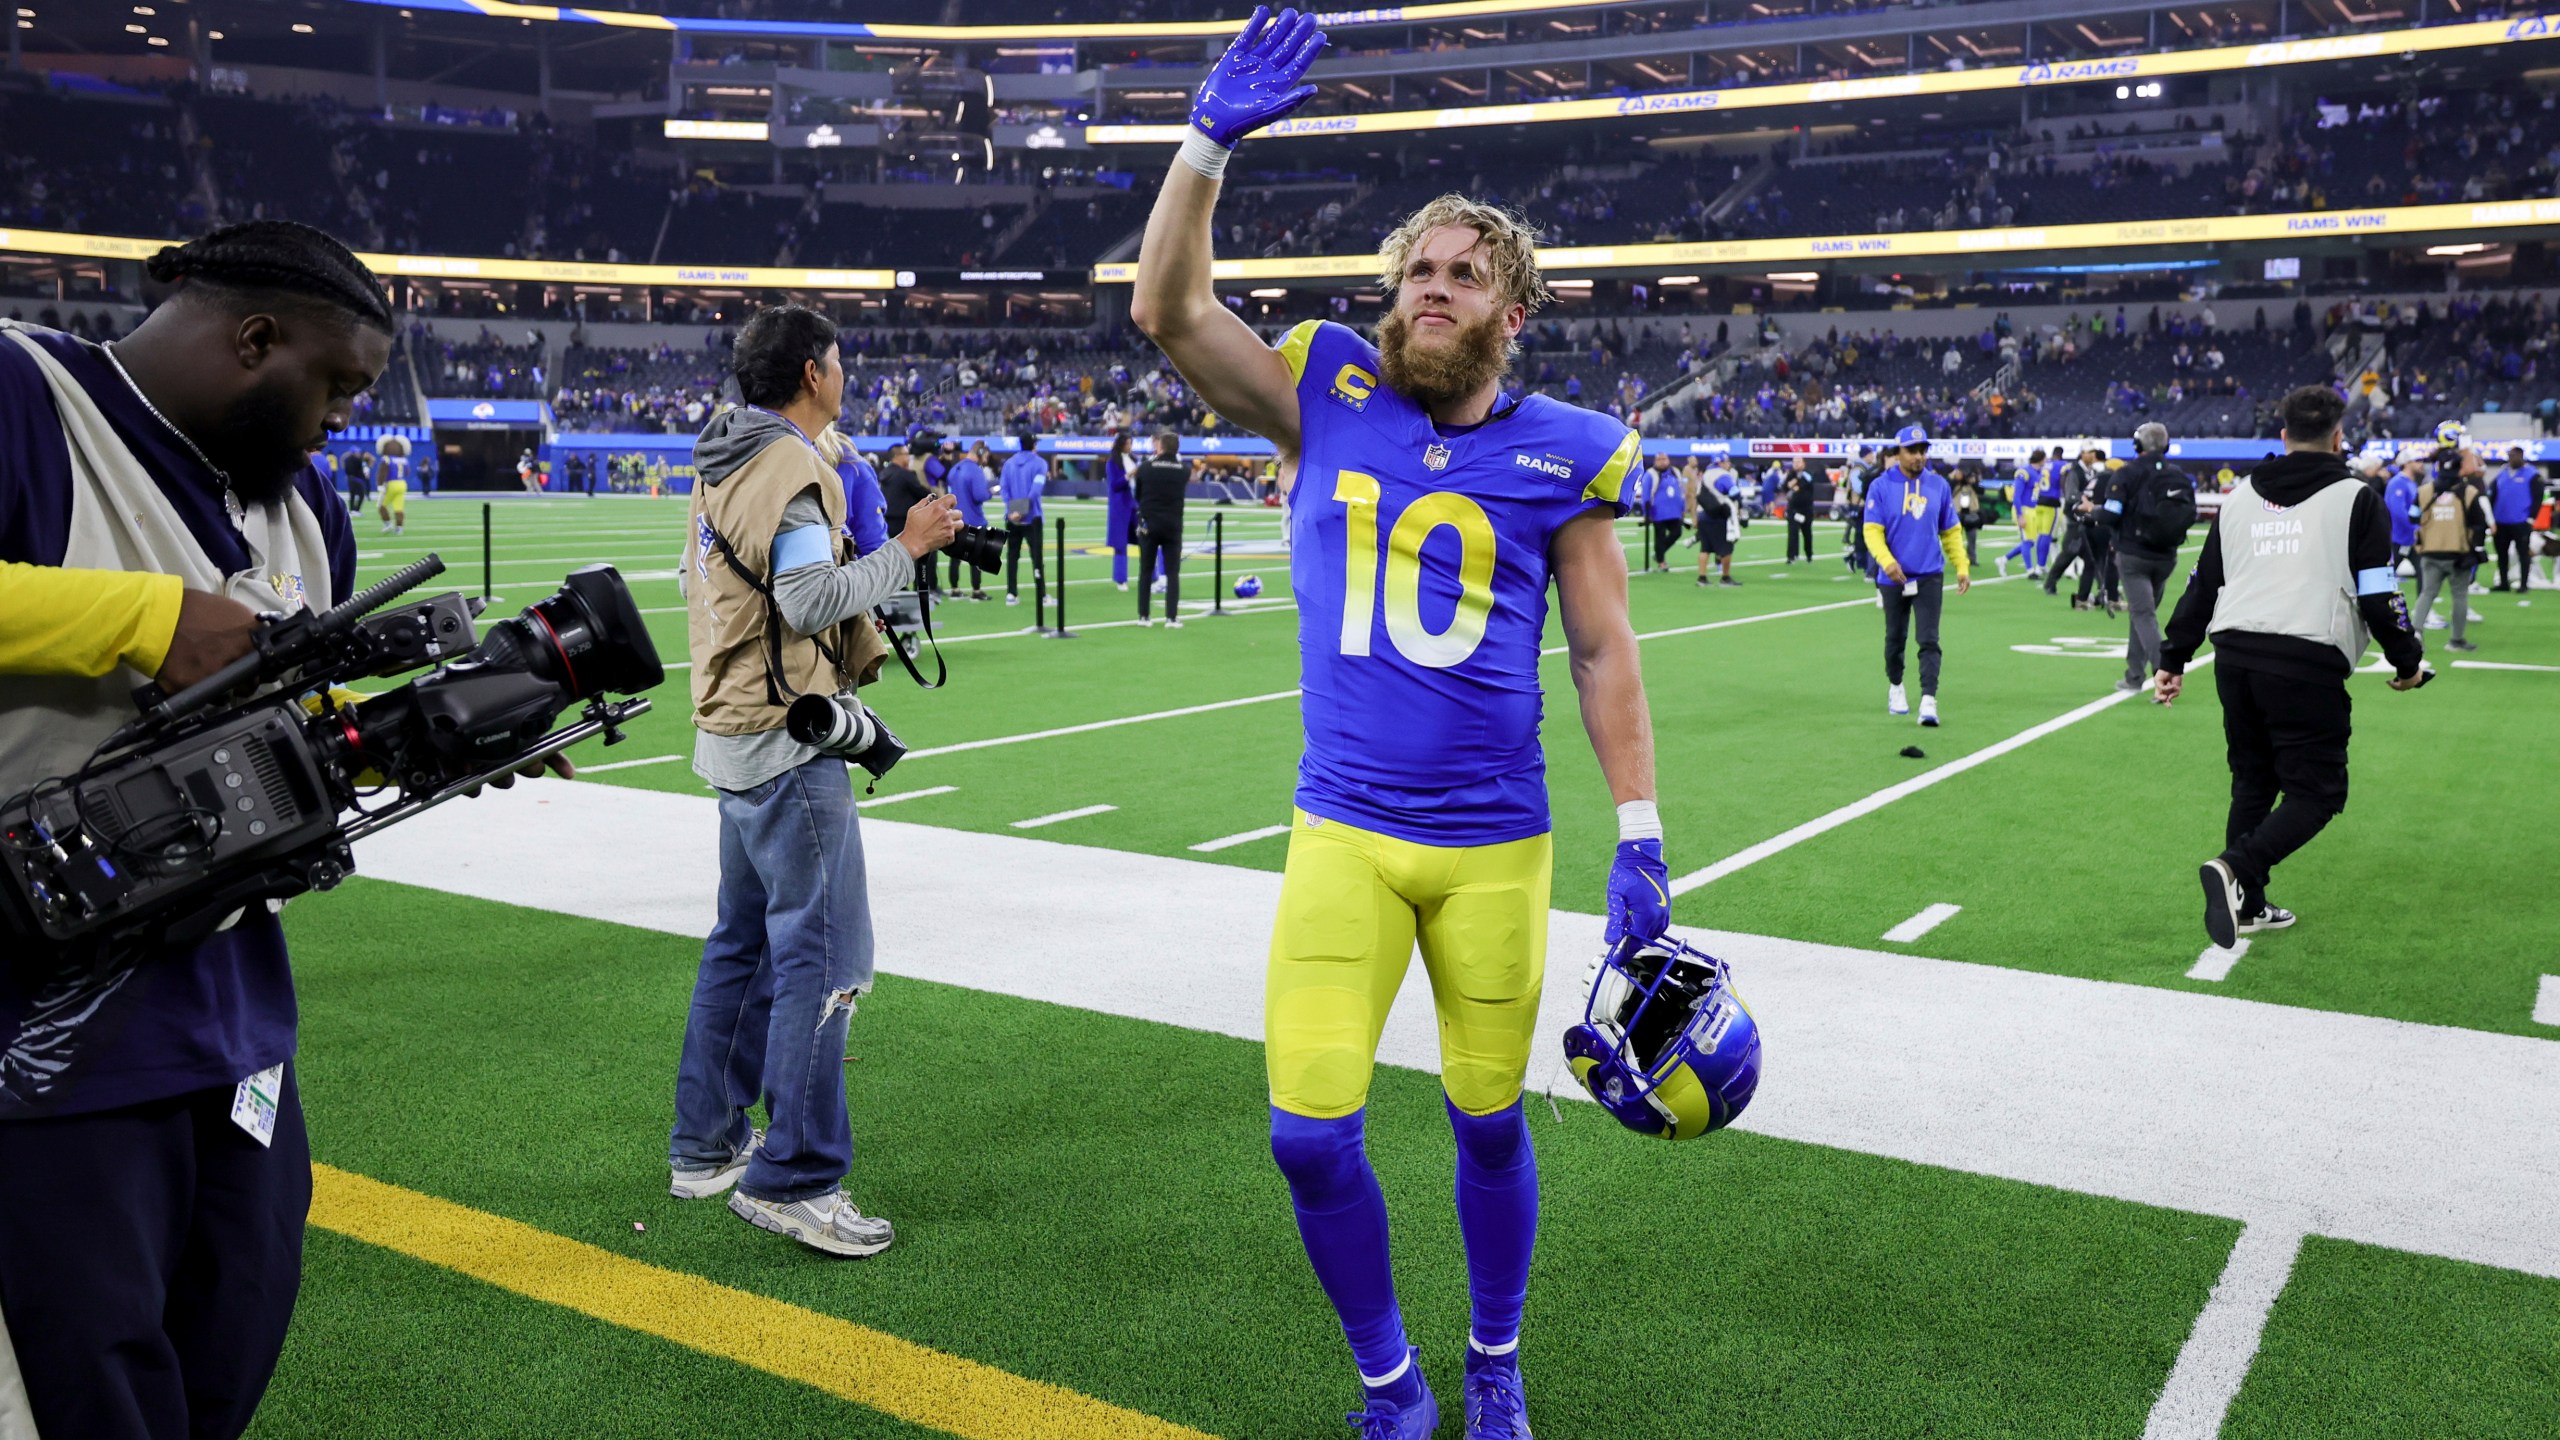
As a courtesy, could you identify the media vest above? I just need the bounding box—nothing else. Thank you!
[684,428,886,737]
[2208,476,2368,669]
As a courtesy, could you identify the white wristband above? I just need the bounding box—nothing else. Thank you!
[1176,129,1234,181]
[1617,799,1662,843]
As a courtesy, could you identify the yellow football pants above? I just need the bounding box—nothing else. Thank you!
[1265,809,1551,1120]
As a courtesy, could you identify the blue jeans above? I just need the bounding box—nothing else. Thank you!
[670,755,875,1203]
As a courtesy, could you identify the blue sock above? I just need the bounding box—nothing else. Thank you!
[2036,533,2054,568]
[1445,1095,1538,1353]
[1270,1108,1411,1383]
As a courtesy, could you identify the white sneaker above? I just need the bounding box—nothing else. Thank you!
[670,1128,762,1200]
[2237,902,2297,935]
[2199,858,2247,950]
[1152,577,1168,594]
[1887,683,1909,716]
[1165,619,1184,629]
[1115,581,1129,592]
[1917,694,1939,727]
[2424,614,2448,630]
[729,1186,894,1257]
[1006,593,1021,607]
[1996,557,2009,579]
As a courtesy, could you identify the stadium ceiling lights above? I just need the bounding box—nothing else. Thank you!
[1657,275,1701,285]
[2427,242,2492,255]
[330,0,1629,42]
[1247,288,1288,298]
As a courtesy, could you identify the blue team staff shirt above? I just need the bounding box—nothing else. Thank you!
[1645,467,1686,521]
[0,326,355,1118]
[1864,466,1959,580]
[998,449,1048,521]
[2385,472,2421,547]
[947,457,992,527]
[1275,320,1640,846]
[836,452,888,556]
[2492,463,2539,525]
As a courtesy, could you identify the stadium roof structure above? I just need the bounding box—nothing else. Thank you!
[1085,17,2560,145]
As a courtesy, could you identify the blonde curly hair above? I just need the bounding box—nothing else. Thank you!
[1378,194,1551,317]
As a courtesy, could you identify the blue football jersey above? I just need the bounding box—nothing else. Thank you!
[1276,320,1640,846]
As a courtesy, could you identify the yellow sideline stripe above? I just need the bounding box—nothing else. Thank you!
[307,1164,1220,1440]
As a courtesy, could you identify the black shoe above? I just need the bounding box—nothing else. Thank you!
[2448,639,2479,651]
[1719,577,1742,587]
[2237,902,2297,935]
[2200,859,2245,950]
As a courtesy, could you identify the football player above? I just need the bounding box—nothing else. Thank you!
[1131,10,1666,1437]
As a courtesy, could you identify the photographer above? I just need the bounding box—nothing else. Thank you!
[879,438,936,595]
[673,304,959,1258]
[1131,429,1190,627]
[0,222,401,1440]
[2110,422,2197,696]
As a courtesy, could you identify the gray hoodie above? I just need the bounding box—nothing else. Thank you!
[688,406,915,791]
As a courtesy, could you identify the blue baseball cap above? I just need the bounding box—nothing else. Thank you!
[1893,424,1930,449]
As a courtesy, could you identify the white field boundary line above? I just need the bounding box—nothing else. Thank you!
[575,753,683,774]
[858,785,956,809]
[2139,1224,2307,1440]
[352,783,2560,1290]
[1668,656,2216,897]
[1882,903,1962,944]
[2536,975,2560,1028]
[2452,660,2560,673]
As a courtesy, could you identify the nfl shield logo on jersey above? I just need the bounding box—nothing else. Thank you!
[1422,441,1452,471]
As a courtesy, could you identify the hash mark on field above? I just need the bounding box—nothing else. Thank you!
[1011,804,1117,829]
[2141,1224,2305,1440]
[576,754,683,774]
[858,786,957,809]
[2535,975,2560,1028]
[1881,903,1962,943]
[2188,941,2250,982]
[1189,824,1290,852]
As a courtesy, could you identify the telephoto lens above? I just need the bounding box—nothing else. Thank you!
[784,694,908,780]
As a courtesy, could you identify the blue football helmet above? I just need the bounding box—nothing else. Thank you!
[1235,574,1264,599]
[1561,937,1761,1140]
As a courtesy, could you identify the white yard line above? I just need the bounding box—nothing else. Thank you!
[1010,804,1117,829]
[2536,975,2560,1028]
[903,690,1303,760]
[2188,942,2251,982]
[1189,824,1292,853]
[2452,660,2560,673]
[2139,1224,2307,1440]
[1881,903,1963,944]
[1668,657,2215,897]
[574,753,683,774]
[857,785,957,809]
[354,783,2560,1289]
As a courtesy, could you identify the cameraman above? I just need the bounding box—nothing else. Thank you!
[0,222,400,1440]
[879,438,935,595]
[674,305,959,1258]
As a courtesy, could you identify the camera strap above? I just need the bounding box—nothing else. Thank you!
[874,582,947,690]
[699,521,842,706]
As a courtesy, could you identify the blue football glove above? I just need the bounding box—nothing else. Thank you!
[1189,5,1327,150]
[1605,838,1670,949]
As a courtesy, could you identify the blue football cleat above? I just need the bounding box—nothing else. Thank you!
[1462,1347,1533,1439]
[1347,1353,1439,1440]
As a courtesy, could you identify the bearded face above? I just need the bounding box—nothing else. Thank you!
[199,373,321,505]
[1377,296,1515,411]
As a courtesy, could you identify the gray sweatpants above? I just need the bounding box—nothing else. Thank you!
[2414,557,2471,644]
[2118,547,2178,686]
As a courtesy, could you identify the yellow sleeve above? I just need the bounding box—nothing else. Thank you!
[1274,320,1321,385]
[1940,526,1971,578]
[0,562,185,678]
[1584,428,1643,507]
[1862,522,1890,563]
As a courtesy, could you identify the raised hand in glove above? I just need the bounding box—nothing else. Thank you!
[1190,5,1327,151]
[1604,837,1671,949]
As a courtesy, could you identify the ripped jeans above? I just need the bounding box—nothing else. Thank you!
[670,755,875,1203]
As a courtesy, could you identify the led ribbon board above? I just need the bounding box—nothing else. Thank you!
[1091,197,2560,283]
[0,226,898,291]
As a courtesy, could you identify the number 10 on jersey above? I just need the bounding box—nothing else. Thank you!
[1334,469,1498,670]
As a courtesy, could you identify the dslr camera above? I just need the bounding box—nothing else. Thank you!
[0,557,661,961]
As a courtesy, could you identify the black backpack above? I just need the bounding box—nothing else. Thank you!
[2128,461,2197,551]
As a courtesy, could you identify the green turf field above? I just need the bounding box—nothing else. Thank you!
[243,492,2560,1438]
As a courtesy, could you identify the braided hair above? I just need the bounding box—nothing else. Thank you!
[146,221,393,334]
